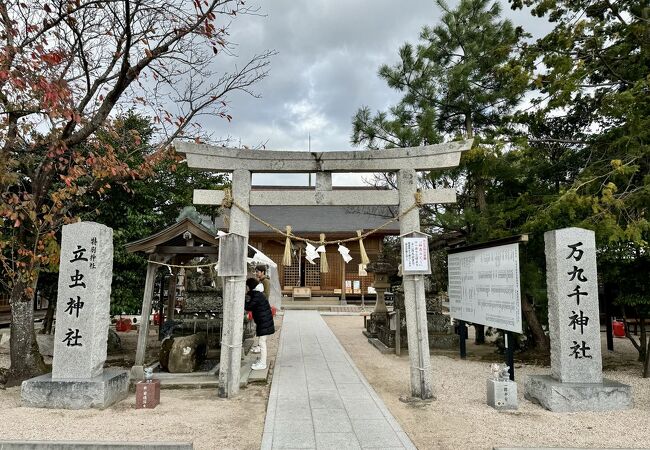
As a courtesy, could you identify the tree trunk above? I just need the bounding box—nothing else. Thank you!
[522,294,549,351]
[7,277,47,386]
[639,316,647,363]
[475,179,488,212]
[643,332,650,378]
[465,113,474,139]
[42,297,56,335]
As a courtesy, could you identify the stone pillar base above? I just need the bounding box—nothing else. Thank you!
[21,369,129,409]
[487,379,518,410]
[524,374,633,412]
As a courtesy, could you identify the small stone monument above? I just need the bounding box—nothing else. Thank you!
[135,368,160,409]
[487,363,518,410]
[21,222,129,409]
[524,227,632,412]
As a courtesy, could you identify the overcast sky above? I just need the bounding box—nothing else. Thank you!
[198,0,551,186]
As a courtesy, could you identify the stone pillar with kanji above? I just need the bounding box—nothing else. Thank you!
[524,227,632,412]
[21,222,129,409]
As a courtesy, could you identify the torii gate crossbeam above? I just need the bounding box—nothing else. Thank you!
[175,140,472,399]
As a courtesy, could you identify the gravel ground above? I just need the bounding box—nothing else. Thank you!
[325,315,650,450]
[0,318,282,450]
[2,315,649,450]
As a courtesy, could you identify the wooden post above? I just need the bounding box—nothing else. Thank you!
[157,271,166,339]
[167,267,177,320]
[218,169,251,398]
[395,309,401,356]
[132,258,159,380]
[340,260,347,304]
[397,169,434,399]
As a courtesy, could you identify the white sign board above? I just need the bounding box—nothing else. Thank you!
[401,235,431,275]
[448,243,522,333]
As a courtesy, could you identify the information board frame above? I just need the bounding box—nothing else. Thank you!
[447,238,524,334]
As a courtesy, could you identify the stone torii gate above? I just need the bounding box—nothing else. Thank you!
[175,139,472,399]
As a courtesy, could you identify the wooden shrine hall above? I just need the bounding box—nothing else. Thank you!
[211,188,401,300]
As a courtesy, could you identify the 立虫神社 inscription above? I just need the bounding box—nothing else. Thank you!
[52,223,112,379]
[21,222,129,409]
[448,243,522,334]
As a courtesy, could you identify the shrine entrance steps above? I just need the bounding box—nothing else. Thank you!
[281,297,341,310]
[262,310,415,449]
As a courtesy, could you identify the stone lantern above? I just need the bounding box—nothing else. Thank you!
[364,257,396,338]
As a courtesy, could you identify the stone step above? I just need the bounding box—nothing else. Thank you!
[239,351,267,387]
[248,365,269,383]
[330,306,362,313]
[281,303,338,311]
[284,296,340,303]
[158,375,218,389]
[368,337,394,354]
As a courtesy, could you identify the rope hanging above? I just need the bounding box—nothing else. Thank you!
[319,233,329,273]
[221,188,233,209]
[149,260,217,269]
[223,192,422,246]
[414,190,423,207]
[282,225,293,266]
[357,230,370,265]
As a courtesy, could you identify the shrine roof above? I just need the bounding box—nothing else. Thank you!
[213,205,401,236]
[125,217,218,254]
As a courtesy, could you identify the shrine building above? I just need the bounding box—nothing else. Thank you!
[214,186,400,301]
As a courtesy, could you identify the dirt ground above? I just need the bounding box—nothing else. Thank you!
[324,315,650,450]
[0,317,282,450]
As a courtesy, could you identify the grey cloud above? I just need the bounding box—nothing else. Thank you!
[190,0,551,185]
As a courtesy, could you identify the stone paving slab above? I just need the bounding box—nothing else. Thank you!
[262,310,415,449]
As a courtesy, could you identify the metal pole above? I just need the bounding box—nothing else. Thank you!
[505,331,515,381]
[459,320,467,359]
[298,247,302,288]
[603,284,614,351]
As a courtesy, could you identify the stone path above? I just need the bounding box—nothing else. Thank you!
[262,310,415,449]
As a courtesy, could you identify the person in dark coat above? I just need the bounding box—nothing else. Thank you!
[245,277,275,370]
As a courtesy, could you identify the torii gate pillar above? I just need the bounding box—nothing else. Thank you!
[398,169,433,399]
[218,169,251,397]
